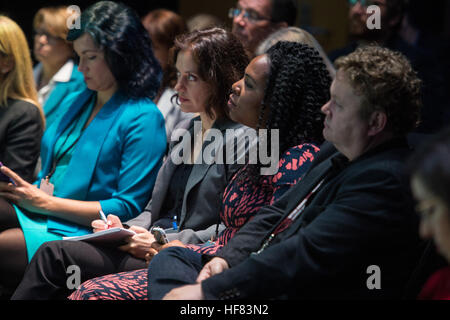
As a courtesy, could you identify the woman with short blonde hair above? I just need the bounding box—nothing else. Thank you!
[32,6,85,128]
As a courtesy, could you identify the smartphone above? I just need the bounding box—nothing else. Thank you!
[150,226,169,245]
[0,162,10,182]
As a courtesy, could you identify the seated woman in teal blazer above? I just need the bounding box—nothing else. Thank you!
[0,1,166,290]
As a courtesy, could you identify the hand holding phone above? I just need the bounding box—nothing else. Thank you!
[150,226,169,245]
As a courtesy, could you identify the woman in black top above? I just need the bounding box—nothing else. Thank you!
[0,15,45,183]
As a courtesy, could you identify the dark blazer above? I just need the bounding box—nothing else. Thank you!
[0,99,43,182]
[126,116,249,244]
[201,139,422,299]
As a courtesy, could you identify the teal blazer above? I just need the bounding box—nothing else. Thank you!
[37,62,86,129]
[28,88,166,237]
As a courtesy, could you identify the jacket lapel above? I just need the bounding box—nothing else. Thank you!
[279,152,347,240]
[56,92,127,200]
[267,144,341,239]
[39,89,94,180]
[43,82,70,116]
[179,117,239,226]
[148,123,190,221]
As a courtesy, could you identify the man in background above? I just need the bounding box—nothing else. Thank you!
[228,0,297,57]
[330,0,449,134]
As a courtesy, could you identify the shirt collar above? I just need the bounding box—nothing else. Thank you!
[52,59,75,83]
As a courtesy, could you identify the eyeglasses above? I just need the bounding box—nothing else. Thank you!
[33,29,63,43]
[348,0,386,7]
[228,7,272,24]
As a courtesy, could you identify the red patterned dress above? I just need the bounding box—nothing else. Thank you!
[68,144,320,300]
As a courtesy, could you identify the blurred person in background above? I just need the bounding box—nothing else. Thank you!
[33,6,85,129]
[228,0,297,58]
[187,13,223,32]
[329,0,448,134]
[142,9,192,143]
[255,26,335,78]
[409,127,450,300]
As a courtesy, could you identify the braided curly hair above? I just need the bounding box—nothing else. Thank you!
[242,41,332,184]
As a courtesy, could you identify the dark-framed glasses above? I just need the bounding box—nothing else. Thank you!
[228,7,271,24]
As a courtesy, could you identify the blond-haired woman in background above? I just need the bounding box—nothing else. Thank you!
[0,15,45,297]
[0,15,44,183]
[33,6,85,128]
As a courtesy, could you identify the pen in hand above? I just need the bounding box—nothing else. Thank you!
[99,210,112,229]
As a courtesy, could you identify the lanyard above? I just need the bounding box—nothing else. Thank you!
[46,135,82,181]
[45,95,97,182]
[252,178,326,255]
[45,109,86,182]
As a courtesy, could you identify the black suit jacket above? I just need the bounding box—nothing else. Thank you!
[201,139,422,299]
[0,99,43,182]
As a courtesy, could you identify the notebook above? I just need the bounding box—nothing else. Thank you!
[63,227,136,244]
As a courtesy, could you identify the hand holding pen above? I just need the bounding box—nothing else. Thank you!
[99,210,112,229]
[91,211,124,232]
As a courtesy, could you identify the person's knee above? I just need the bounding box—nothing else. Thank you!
[31,240,66,265]
[148,247,202,299]
[161,246,190,258]
[37,240,63,254]
[151,246,203,274]
[150,246,187,269]
[155,246,199,265]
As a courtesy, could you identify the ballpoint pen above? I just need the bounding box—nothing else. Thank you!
[99,210,111,229]
[172,215,178,231]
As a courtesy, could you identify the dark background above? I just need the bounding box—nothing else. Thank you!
[0,1,179,41]
[1,0,449,58]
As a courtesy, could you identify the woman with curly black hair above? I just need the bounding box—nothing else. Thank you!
[229,41,330,186]
[67,41,331,300]
[181,41,331,253]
